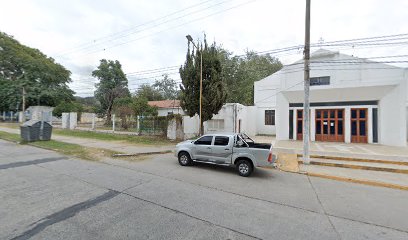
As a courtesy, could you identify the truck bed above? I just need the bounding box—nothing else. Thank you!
[247,142,271,149]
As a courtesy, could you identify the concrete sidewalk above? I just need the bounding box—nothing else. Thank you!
[0,126,175,155]
[253,135,408,162]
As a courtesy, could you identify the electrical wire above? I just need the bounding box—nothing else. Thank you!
[56,0,226,56]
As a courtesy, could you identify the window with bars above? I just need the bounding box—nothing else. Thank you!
[265,110,275,125]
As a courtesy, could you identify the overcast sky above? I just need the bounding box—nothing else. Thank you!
[1,0,407,96]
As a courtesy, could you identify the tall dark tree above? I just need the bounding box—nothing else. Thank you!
[93,59,129,123]
[179,37,226,134]
[0,32,74,112]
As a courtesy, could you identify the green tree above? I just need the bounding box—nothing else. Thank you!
[0,32,74,112]
[135,84,163,101]
[221,50,283,105]
[75,96,100,113]
[53,101,84,117]
[113,97,133,129]
[92,59,130,124]
[131,95,157,117]
[152,74,179,100]
[179,38,226,134]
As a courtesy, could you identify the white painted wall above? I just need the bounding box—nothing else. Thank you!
[181,103,258,138]
[183,115,199,139]
[255,107,276,135]
[379,82,407,146]
[157,107,185,116]
[406,107,408,141]
[253,49,408,146]
[242,106,257,136]
[276,93,289,140]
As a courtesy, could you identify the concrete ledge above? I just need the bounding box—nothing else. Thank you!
[304,172,408,191]
[299,160,408,174]
[297,154,408,166]
[112,150,172,157]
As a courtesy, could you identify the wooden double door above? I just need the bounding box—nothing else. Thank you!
[315,109,344,142]
[296,109,344,142]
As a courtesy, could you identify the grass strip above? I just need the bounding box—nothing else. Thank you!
[53,129,175,145]
[0,131,21,142]
[0,131,121,161]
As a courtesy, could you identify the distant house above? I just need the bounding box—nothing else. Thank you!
[148,100,185,116]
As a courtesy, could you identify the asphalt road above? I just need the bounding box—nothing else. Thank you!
[1,140,408,240]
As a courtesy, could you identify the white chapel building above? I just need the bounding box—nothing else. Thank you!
[253,49,408,146]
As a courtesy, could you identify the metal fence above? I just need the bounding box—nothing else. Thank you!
[139,116,167,136]
[66,113,168,136]
[1,111,20,122]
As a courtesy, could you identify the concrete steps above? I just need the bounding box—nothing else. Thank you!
[300,164,408,190]
[298,157,408,190]
[300,158,408,174]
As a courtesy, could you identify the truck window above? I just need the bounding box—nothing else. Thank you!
[194,136,213,145]
[214,136,230,146]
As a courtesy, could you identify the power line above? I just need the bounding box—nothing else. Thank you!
[56,0,223,56]
[77,0,257,56]
[58,0,245,57]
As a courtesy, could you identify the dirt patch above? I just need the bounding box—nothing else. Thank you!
[276,153,300,173]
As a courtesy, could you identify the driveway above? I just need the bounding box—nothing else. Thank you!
[1,140,408,240]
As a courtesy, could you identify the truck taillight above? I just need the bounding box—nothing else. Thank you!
[267,152,273,163]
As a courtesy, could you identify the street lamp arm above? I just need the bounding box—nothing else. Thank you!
[186,35,198,49]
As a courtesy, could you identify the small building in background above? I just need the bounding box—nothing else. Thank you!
[148,100,185,116]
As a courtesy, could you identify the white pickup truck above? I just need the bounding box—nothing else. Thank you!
[175,133,275,177]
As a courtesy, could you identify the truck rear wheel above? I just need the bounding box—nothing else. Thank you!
[236,159,253,177]
[178,152,192,166]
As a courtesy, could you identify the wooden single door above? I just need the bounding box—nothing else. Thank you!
[296,109,303,140]
[351,108,368,143]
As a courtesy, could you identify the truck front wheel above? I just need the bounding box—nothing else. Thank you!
[178,152,192,166]
[236,159,253,177]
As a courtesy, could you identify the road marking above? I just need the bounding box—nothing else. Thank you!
[0,157,67,170]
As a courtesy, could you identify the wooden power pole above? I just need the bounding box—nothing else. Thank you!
[22,87,26,112]
[303,0,311,164]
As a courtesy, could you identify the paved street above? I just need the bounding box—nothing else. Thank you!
[1,140,408,240]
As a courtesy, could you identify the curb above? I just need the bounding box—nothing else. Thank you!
[112,150,172,157]
[303,171,408,191]
[296,154,408,166]
[298,160,408,174]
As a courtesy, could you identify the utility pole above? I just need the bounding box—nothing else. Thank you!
[199,46,203,135]
[303,0,311,164]
[22,87,26,113]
